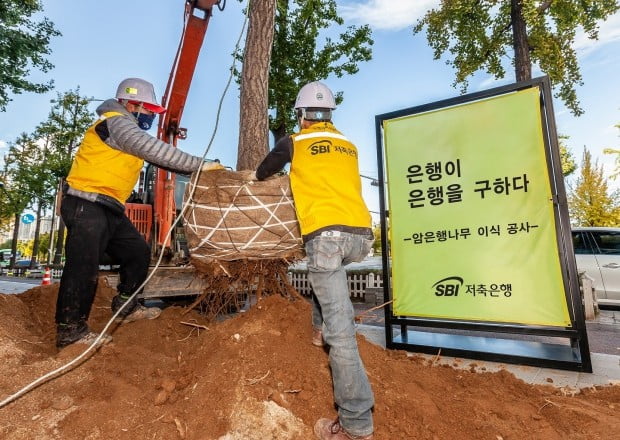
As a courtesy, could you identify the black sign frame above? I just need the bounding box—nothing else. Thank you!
[374,76,591,372]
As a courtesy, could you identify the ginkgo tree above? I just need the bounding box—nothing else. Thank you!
[414,0,619,116]
[568,147,620,226]
[559,135,577,176]
[603,123,619,179]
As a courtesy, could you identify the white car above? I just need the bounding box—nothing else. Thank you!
[572,227,620,307]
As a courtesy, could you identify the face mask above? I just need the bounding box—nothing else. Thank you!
[132,112,156,130]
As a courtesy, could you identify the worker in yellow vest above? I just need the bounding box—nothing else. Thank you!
[255,81,375,440]
[56,78,222,349]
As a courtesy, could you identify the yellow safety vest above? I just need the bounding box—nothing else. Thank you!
[67,111,144,204]
[290,122,371,236]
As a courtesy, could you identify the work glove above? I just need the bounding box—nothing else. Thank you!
[201,161,224,172]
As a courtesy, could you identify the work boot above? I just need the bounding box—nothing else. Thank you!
[312,327,325,347]
[111,293,139,317]
[314,419,373,440]
[112,293,161,323]
[114,304,162,323]
[57,323,112,348]
[67,332,113,348]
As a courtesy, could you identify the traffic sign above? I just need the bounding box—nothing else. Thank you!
[21,214,35,224]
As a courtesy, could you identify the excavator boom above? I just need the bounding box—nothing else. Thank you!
[154,0,216,251]
[123,0,223,298]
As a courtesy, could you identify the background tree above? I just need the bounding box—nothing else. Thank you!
[0,0,61,111]
[269,0,373,142]
[0,133,44,267]
[0,180,18,233]
[43,89,96,180]
[41,90,96,264]
[16,233,50,262]
[414,0,619,116]
[559,135,577,176]
[0,178,25,268]
[568,147,620,226]
[603,122,619,179]
[234,0,373,146]
[236,0,277,170]
[371,223,382,255]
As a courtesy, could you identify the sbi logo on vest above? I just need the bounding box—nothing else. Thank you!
[432,276,463,296]
[308,140,332,155]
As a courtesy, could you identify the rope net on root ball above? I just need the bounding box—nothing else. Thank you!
[183,169,305,316]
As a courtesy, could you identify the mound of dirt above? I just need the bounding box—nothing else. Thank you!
[0,281,619,439]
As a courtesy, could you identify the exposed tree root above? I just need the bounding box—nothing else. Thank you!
[184,259,301,318]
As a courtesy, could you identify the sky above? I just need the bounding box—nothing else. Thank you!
[1,0,619,220]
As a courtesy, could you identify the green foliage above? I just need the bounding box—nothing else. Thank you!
[414,0,620,116]
[236,0,373,141]
[270,0,373,140]
[0,0,61,111]
[0,213,14,238]
[1,133,42,217]
[42,89,97,179]
[1,89,96,215]
[0,89,95,262]
[568,147,620,226]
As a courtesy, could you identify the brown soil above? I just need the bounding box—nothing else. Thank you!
[0,281,619,440]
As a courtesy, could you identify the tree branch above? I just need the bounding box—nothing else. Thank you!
[538,1,553,14]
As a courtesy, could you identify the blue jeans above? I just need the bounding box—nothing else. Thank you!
[306,231,375,437]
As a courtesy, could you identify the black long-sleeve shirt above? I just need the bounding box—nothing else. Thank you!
[256,136,293,180]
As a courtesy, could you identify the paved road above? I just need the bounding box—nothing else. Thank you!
[0,276,40,294]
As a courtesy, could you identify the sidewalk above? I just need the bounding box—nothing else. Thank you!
[357,316,620,389]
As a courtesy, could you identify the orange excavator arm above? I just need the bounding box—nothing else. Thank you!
[117,0,224,297]
[153,0,220,253]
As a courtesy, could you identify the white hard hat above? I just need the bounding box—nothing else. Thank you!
[115,78,166,114]
[294,81,336,110]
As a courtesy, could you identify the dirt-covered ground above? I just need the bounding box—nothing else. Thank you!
[0,280,619,439]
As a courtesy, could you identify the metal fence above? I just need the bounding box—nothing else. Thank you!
[0,267,61,279]
[287,271,383,301]
[2,267,384,302]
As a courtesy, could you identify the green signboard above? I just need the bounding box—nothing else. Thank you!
[384,87,571,327]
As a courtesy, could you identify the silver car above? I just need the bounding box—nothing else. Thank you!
[572,227,620,307]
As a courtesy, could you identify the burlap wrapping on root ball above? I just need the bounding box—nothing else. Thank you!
[183,169,304,272]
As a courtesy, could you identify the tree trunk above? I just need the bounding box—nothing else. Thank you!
[511,0,532,82]
[31,201,43,267]
[10,214,19,268]
[53,219,65,266]
[236,0,276,171]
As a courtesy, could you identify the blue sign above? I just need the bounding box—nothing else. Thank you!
[21,213,35,224]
